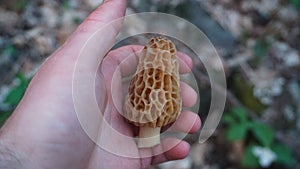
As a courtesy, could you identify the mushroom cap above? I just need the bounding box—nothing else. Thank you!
[124,36,182,128]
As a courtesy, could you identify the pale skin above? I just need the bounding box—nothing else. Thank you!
[0,0,201,169]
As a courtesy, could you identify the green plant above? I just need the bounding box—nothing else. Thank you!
[73,17,83,25]
[62,0,72,9]
[250,37,271,66]
[231,74,266,113]
[4,73,31,106]
[222,108,295,168]
[15,0,26,12]
[2,45,17,57]
[291,0,300,9]
[0,112,12,127]
[0,73,31,127]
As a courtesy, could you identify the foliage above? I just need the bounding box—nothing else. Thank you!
[15,0,26,12]
[250,36,272,66]
[291,0,300,9]
[222,108,248,141]
[231,75,265,113]
[249,122,274,147]
[0,73,31,127]
[2,45,17,57]
[272,143,295,166]
[4,73,31,106]
[242,145,260,168]
[0,0,26,13]
[0,112,12,127]
[253,38,269,57]
[62,0,71,9]
[222,107,295,168]
[73,17,83,25]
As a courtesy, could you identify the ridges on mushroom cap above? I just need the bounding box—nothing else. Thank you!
[124,36,182,128]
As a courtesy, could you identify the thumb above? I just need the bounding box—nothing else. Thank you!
[12,0,127,122]
[71,1,128,140]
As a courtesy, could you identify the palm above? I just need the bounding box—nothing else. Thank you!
[86,46,199,168]
[1,45,199,169]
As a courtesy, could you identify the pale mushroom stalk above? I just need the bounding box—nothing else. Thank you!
[138,126,161,148]
[124,36,182,148]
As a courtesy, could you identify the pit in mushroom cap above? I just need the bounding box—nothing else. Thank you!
[123,36,182,148]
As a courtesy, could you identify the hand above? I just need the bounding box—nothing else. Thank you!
[0,1,201,169]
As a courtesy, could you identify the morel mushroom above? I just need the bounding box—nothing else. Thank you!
[124,36,182,148]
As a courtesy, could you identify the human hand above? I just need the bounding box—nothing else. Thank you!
[0,1,201,169]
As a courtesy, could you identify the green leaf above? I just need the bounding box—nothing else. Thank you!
[15,0,26,12]
[231,107,248,123]
[249,122,274,147]
[222,113,236,124]
[225,123,248,142]
[62,0,71,9]
[272,143,295,166]
[2,45,17,56]
[242,145,260,168]
[291,0,300,9]
[4,85,26,105]
[231,74,266,113]
[4,73,30,106]
[251,37,271,65]
[0,112,12,127]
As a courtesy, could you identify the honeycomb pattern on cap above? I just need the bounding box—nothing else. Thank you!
[124,36,182,127]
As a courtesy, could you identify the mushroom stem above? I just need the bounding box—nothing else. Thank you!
[138,126,161,148]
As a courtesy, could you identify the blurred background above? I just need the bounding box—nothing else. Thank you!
[0,0,299,168]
